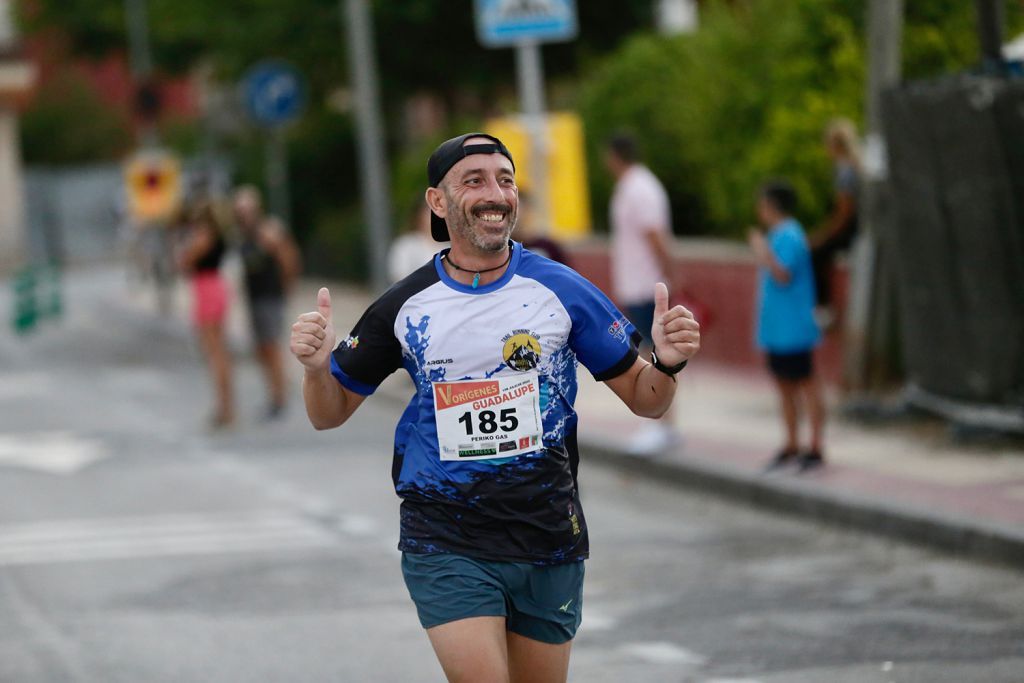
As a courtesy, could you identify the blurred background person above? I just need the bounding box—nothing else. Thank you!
[604,132,680,455]
[516,191,570,266]
[176,202,235,430]
[233,185,301,421]
[810,117,862,330]
[387,199,441,283]
[748,180,825,472]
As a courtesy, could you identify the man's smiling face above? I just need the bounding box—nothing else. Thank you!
[437,138,518,253]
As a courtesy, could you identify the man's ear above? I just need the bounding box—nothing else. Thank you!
[425,187,447,219]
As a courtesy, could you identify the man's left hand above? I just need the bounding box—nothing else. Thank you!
[747,227,769,258]
[651,282,700,367]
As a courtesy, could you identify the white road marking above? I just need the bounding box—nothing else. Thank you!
[620,641,708,666]
[0,510,334,566]
[0,432,108,474]
[703,679,764,683]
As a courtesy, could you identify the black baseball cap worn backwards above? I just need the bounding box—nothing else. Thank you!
[427,132,516,242]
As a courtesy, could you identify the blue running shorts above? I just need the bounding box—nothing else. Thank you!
[401,551,584,644]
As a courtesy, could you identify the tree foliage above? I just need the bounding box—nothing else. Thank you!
[18,0,1024,274]
[18,0,657,277]
[20,70,133,164]
[578,0,1024,238]
[19,0,655,107]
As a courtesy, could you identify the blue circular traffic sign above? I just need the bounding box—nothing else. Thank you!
[241,61,306,127]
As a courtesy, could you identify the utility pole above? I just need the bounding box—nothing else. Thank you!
[342,0,391,293]
[843,0,903,390]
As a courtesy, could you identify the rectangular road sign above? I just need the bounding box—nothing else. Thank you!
[475,0,578,47]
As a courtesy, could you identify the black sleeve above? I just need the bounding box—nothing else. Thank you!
[329,297,404,395]
[329,260,440,395]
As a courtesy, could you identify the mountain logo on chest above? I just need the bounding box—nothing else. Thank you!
[501,330,541,371]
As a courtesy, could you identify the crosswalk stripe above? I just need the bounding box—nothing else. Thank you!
[0,510,334,567]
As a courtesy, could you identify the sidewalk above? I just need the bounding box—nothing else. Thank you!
[106,268,1024,567]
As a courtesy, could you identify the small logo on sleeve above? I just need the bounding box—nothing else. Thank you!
[608,317,630,342]
[340,335,359,350]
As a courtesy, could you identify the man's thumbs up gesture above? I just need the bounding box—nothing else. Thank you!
[650,282,700,368]
[290,287,337,372]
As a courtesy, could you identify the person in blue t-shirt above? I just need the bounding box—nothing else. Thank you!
[747,180,825,472]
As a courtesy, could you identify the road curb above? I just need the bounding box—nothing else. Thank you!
[579,439,1024,569]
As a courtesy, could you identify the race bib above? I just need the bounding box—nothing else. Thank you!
[432,373,543,461]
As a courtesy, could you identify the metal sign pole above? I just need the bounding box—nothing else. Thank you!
[124,0,158,148]
[476,0,576,236]
[241,62,306,232]
[265,128,291,229]
[515,40,550,234]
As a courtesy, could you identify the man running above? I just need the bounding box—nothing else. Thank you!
[290,133,700,682]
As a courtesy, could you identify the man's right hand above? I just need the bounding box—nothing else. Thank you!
[290,287,337,372]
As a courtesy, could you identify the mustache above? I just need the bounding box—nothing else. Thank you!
[472,203,513,215]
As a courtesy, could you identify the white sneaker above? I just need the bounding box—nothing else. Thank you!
[625,424,682,457]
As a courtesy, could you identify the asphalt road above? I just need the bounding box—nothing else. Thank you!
[1,269,1022,682]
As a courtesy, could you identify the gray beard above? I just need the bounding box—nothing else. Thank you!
[446,207,516,254]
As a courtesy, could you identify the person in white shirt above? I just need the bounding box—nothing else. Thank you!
[605,133,681,454]
[388,200,446,284]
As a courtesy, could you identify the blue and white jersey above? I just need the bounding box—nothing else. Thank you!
[330,242,640,564]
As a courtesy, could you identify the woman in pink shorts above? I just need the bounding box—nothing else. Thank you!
[178,203,234,428]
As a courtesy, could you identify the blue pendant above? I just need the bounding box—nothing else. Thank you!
[472,273,480,289]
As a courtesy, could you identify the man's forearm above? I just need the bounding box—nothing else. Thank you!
[302,368,349,430]
[753,248,791,285]
[628,361,677,419]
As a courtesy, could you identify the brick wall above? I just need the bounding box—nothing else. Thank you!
[565,238,848,385]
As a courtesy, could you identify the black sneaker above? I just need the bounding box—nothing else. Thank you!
[762,448,798,473]
[797,450,825,472]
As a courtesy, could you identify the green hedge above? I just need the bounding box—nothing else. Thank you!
[577,0,1024,238]
[579,0,864,237]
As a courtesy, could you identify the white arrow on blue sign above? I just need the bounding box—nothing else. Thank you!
[241,61,306,128]
[475,0,578,47]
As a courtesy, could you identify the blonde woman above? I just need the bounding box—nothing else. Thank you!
[811,118,862,327]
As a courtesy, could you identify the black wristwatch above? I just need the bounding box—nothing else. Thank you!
[651,348,688,376]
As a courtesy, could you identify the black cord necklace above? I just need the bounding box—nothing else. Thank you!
[442,247,512,289]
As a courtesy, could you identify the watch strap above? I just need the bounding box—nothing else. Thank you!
[651,348,688,376]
